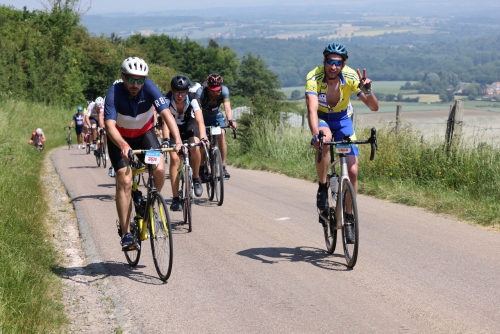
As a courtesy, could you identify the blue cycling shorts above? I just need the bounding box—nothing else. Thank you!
[203,113,226,127]
[318,110,358,157]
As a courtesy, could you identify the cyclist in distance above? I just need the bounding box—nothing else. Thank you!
[164,74,208,211]
[29,128,46,147]
[306,42,379,211]
[85,96,105,150]
[69,106,85,149]
[196,73,236,180]
[104,57,182,251]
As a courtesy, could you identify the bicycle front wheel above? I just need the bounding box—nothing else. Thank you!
[341,179,359,268]
[182,166,193,232]
[212,148,224,206]
[148,193,173,281]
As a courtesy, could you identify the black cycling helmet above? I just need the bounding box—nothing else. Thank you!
[206,73,224,86]
[170,74,191,90]
[323,42,349,60]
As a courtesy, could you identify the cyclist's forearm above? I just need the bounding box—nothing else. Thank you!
[160,110,181,143]
[105,120,127,148]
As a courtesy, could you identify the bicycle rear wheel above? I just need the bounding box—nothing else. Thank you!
[182,166,193,232]
[212,148,224,206]
[124,202,142,266]
[341,179,359,268]
[148,193,173,281]
[86,135,91,154]
[95,149,101,167]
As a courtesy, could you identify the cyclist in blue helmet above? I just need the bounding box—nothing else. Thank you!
[69,106,85,149]
[305,42,379,223]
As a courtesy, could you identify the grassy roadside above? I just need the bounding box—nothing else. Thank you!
[227,119,500,229]
[0,99,69,332]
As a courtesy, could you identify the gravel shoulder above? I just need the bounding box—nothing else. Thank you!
[42,150,120,334]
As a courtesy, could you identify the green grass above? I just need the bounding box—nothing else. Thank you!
[0,99,70,332]
[227,119,500,228]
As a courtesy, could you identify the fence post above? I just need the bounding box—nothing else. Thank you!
[279,112,284,142]
[395,105,402,134]
[445,100,464,149]
[301,113,306,130]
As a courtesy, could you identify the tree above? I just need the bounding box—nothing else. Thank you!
[290,90,302,100]
[233,53,283,99]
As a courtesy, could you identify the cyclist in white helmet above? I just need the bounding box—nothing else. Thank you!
[85,96,105,150]
[29,128,46,148]
[104,57,182,251]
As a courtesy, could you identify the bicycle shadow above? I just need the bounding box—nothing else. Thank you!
[237,246,351,271]
[69,165,100,169]
[71,194,115,203]
[53,260,170,286]
[97,183,116,188]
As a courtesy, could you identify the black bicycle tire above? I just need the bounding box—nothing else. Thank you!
[102,136,107,168]
[207,150,215,200]
[323,178,337,254]
[86,137,90,154]
[124,200,142,266]
[341,179,359,268]
[182,166,193,232]
[149,192,174,281]
[213,148,224,206]
[96,148,101,167]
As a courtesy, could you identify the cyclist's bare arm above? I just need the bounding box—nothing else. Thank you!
[223,101,237,128]
[306,94,320,136]
[158,110,182,152]
[98,110,105,129]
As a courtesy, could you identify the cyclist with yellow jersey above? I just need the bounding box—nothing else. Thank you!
[306,42,379,212]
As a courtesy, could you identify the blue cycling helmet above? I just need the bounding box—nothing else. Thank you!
[323,42,348,60]
[77,106,83,111]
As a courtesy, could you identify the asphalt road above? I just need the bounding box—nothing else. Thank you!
[53,147,500,333]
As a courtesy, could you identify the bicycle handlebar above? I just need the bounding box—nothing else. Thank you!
[317,127,378,163]
[205,124,237,139]
[64,126,72,130]
[125,147,175,175]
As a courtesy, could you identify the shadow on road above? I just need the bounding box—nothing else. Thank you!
[71,194,115,203]
[54,261,169,285]
[237,246,351,271]
[68,165,99,169]
[97,183,116,188]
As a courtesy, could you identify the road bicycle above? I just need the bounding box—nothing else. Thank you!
[201,124,236,206]
[178,141,203,232]
[64,126,72,149]
[117,147,175,281]
[94,128,107,168]
[317,128,378,268]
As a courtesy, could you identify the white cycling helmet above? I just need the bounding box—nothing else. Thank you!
[120,57,149,76]
[95,96,104,106]
[189,82,202,94]
[36,128,42,135]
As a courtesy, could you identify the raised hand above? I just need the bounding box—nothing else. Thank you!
[356,68,372,95]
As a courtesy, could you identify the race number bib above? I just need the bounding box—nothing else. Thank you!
[145,150,161,165]
[210,126,222,135]
[335,144,352,154]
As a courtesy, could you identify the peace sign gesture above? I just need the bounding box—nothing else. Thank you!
[356,68,372,95]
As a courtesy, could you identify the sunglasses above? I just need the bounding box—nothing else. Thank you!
[325,58,343,67]
[173,91,187,96]
[125,76,145,85]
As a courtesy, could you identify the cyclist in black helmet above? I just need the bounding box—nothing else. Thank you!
[163,74,208,211]
[306,42,379,213]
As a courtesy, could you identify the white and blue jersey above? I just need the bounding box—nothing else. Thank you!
[104,80,169,138]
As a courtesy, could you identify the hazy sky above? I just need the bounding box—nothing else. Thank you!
[0,0,308,14]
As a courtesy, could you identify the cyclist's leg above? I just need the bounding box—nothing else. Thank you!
[75,126,83,145]
[185,120,201,179]
[90,120,97,144]
[316,120,332,184]
[109,140,133,238]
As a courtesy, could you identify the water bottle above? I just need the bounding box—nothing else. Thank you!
[133,190,143,215]
[330,173,338,203]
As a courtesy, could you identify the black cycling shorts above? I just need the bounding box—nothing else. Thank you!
[168,119,200,146]
[109,129,161,171]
